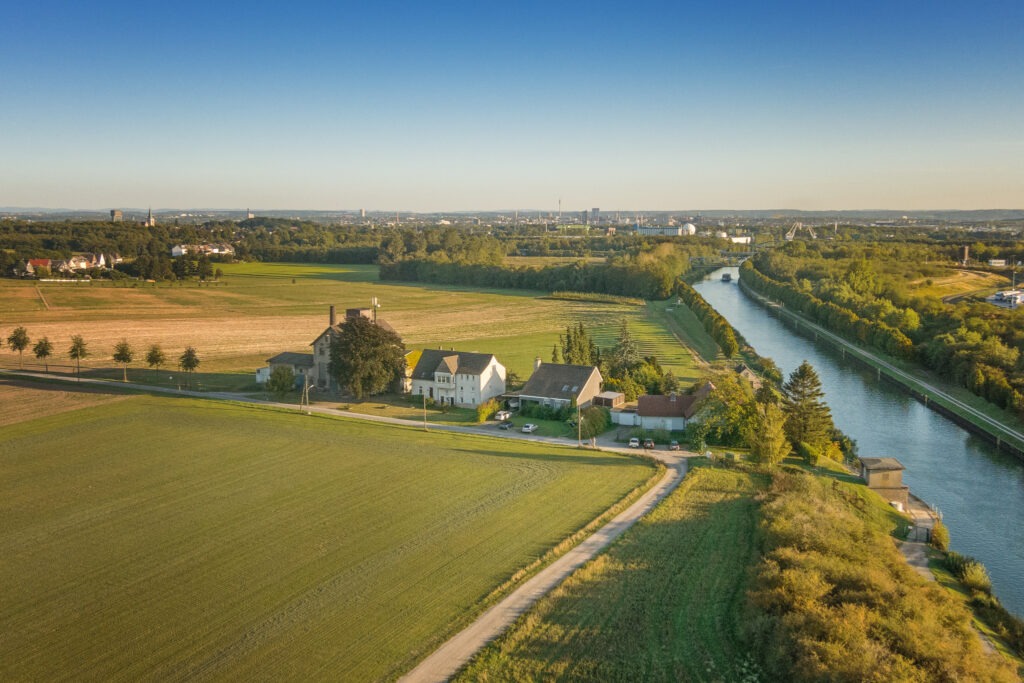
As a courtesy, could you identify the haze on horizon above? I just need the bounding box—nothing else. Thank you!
[3,1,1021,213]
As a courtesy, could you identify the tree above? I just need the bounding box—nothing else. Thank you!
[329,315,405,399]
[266,365,295,399]
[33,337,52,372]
[782,361,834,450]
[179,346,200,389]
[112,339,134,382]
[611,318,640,374]
[6,326,30,368]
[145,344,166,370]
[743,402,790,466]
[69,335,88,381]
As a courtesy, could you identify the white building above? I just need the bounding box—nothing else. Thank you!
[410,349,507,407]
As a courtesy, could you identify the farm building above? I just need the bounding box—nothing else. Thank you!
[409,349,506,408]
[258,304,397,391]
[518,360,602,410]
[593,391,625,409]
[611,383,713,431]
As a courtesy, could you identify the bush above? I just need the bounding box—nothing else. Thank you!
[579,406,610,439]
[946,551,993,594]
[796,441,821,466]
[930,519,949,551]
[476,398,499,423]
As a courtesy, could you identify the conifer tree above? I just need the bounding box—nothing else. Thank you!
[782,360,833,450]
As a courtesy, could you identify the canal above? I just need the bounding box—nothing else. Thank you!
[696,266,1024,616]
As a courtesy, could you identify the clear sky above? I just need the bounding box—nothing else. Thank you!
[2,1,1021,212]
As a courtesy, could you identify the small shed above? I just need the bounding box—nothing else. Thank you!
[860,457,909,507]
[593,391,625,409]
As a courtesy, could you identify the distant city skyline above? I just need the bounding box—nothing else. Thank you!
[3,1,1022,211]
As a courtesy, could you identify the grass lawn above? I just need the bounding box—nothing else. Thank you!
[0,393,654,682]
[648,298,721,365]
[0,262,702,389]
[910,269,1009,300]
[456,463,766,682]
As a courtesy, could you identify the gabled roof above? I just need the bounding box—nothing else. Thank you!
[267,352,314,367]
[411,349,498,380]
[860,457,905,472]
[312,317,396,346]
[520,363,600,402]
[637,382,713,419]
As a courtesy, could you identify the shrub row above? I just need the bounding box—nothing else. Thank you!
[675,280,739,357]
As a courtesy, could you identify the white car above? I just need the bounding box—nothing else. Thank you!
[629,437,640,448]
[495,410,512,421]
[521,423,538,433]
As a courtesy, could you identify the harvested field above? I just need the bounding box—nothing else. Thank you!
[0,396,654,682]
[910,269,1009,300]
[0,263,701,385]
[0,378,132,426]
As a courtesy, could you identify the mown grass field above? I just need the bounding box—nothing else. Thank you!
[910,269,1009,300]
[0,391,654,682]
[0,262,702,389]
[457,463,766,682]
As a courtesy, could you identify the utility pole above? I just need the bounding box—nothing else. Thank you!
[577,403,582,448]
[423,393,428,430]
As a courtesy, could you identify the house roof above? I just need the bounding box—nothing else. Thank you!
[311,316,396,346]
[410,348,498,380]
[267,352,314,367]
[860,457,905,472]
[637,382,713,419]
[595,391,625,400]
[28,258,50,267]
[519,363,601,402]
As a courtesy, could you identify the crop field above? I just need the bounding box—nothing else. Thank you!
[0,262,701,389]
[457,464,765,682]
[0,377,133,426]
[0,391,654,682]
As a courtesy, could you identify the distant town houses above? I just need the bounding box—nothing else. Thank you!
[22,252,120,277]
[170,244,236,258]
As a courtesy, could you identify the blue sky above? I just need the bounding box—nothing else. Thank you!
[2,1,1021,211]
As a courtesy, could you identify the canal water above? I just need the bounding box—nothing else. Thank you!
[696,266,1024,615]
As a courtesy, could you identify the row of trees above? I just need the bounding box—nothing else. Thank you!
[4,327,200,386]
[675,280,739,357]
[742,259,915,360]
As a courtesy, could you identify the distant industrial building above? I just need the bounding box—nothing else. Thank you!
[591,207,600,225]
[110,209,123,222]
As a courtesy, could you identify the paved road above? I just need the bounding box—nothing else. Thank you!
[399,452,688,683]
[741,283,1024,448]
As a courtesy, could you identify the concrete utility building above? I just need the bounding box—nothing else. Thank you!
[860,457,909,508]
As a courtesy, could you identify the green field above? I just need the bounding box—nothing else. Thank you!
[457,464,765,682]
[0,262,702,389]
[0,392,654,681]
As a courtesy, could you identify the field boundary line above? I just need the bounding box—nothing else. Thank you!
[398,453,689,683]
[35,286,50,310]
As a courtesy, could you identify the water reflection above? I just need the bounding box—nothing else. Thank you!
[696,267,1024,615]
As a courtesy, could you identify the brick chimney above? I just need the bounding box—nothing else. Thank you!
[329,305,336,326]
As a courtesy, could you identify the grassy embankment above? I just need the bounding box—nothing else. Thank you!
[0,390,655,682]
[458,458,1020,681]
[0,262,703,391]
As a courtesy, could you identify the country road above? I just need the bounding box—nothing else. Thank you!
[741,283,1024,449]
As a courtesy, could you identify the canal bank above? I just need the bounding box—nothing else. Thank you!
[696,267,1024,617]
[736,275,1024,458]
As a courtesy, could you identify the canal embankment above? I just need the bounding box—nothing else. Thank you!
[737,275,1024,459]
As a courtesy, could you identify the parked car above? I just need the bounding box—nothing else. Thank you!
[521,423,538,433]
[668,440,680,451]
[643,438,655,449]
[629,437,640,448]
[495,410,512,421]
[498,421,514,430]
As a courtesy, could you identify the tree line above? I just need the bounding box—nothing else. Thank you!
[745,243,1024,416]
[675,280,740,357]
[4,327,201,386]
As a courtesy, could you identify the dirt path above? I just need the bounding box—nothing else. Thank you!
[399,453,688,683]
